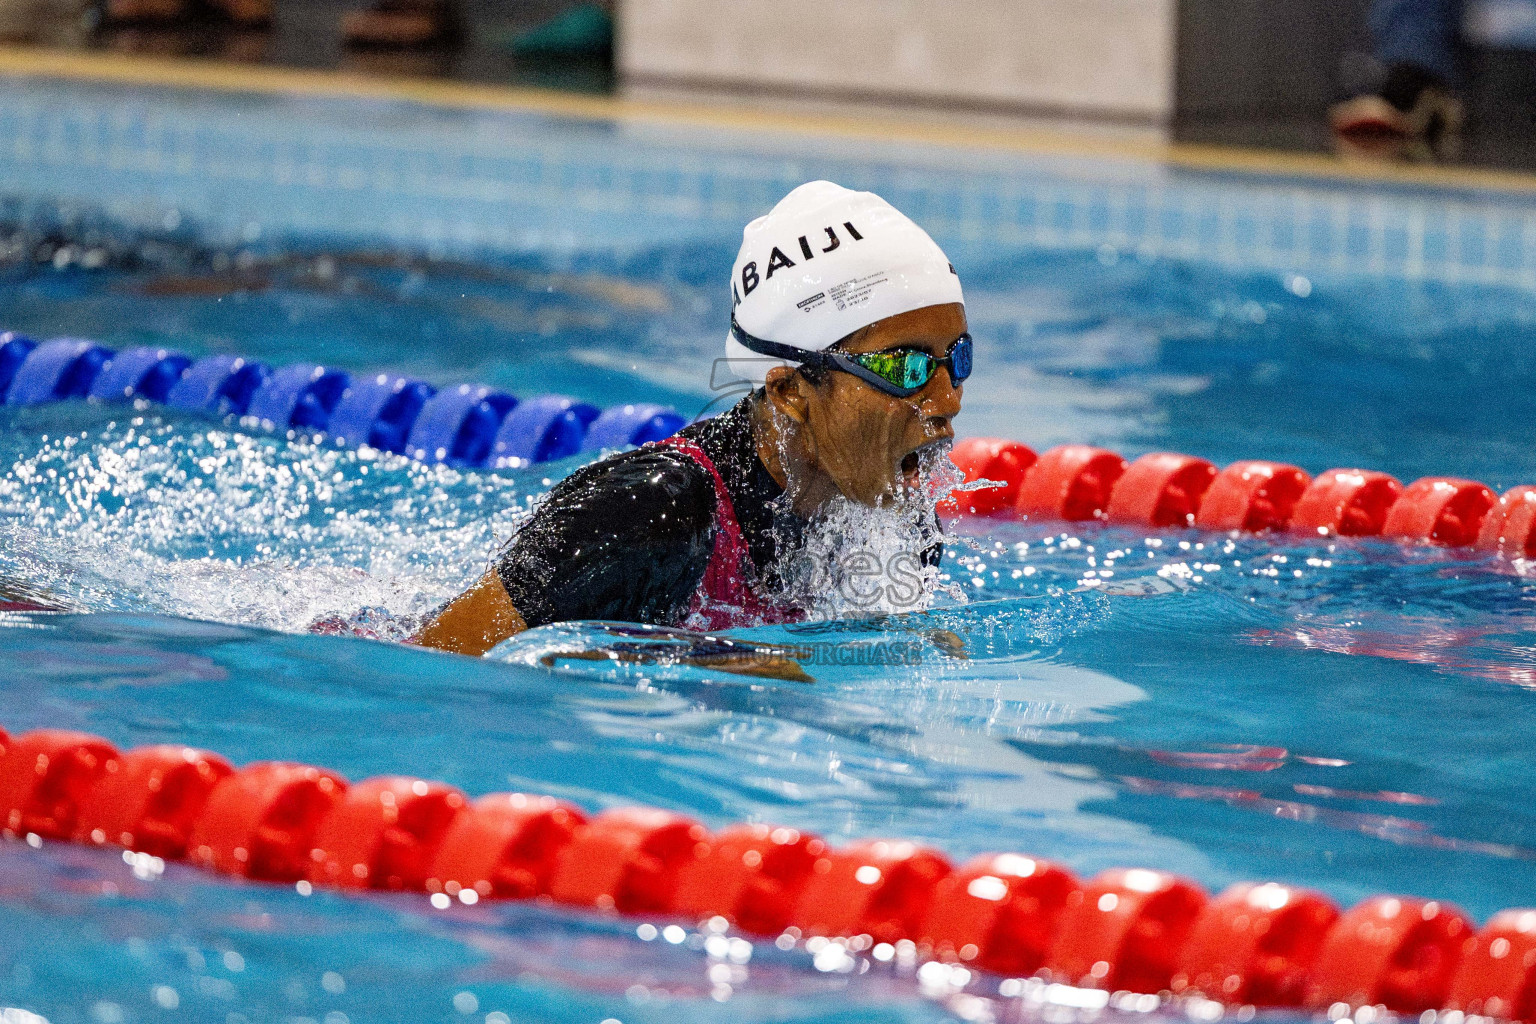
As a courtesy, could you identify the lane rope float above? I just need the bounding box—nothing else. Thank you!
[2,329,1532,555]
[0,332,687,469]
[1,725,1533,1019]
[941,438,1535,558]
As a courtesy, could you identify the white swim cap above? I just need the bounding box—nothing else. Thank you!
[724,181,964,387]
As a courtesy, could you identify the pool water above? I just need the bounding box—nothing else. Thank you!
[2,181,1536,1024]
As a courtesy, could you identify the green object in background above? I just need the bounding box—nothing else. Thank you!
[509,2,612,57]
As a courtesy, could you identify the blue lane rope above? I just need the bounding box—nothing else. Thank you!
[0,331,688,468]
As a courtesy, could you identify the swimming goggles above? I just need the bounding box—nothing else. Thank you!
[730,318,973,398]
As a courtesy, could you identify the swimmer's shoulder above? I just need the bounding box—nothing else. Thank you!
[520,401,762,547]
[534,428,717,535]
[544,402,748,511]
[496,433,720,628]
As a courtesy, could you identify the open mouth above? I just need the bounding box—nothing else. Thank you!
[898,438,953,491]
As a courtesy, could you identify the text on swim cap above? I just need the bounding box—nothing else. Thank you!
[739,222,864,298]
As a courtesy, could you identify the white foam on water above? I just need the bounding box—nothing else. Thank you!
[0,409,979,639]
[0,415,542,638]
[767,441,968,620]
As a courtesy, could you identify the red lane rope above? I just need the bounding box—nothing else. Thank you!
[2,726,1533,1018]
[939,439,1536,559]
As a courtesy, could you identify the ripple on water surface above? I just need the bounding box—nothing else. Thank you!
[2,227,1536,1022]
[4,406,1536,1023]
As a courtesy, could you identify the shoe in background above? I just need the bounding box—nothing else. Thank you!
[1330,62,1465,161]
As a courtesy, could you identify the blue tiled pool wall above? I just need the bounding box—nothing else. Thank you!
[1,77,1535,290]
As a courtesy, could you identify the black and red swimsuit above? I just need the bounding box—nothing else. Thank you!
[495,397,807,630]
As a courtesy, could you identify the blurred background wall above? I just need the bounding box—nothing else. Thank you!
[1176,0,1374,151]
[4,0,1532,170]
[1175,0,1536,166]
[618,0,1176,123]
[617,0,1536,168]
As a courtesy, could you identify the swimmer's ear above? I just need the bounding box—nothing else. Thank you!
[763,365,811,424]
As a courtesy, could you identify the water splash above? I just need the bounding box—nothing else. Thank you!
[492,620,823,685]
[766,442,965,620]
[0,409,551,635]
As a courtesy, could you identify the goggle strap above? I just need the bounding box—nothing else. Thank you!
[829,352,923,397]
[729,318,833,370]
[730,317,960,398]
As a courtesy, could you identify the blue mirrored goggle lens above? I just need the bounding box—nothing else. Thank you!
[949,335,972,383]
[901,351,930,390]
[845,334,973,395]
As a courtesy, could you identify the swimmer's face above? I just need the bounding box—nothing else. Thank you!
[764,302,966,508]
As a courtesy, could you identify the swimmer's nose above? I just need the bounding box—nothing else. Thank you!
[918,371,962,427]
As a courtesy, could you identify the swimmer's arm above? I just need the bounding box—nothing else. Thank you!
[413,572,528,656]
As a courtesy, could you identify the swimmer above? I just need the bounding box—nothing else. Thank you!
[415,181,970,655]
